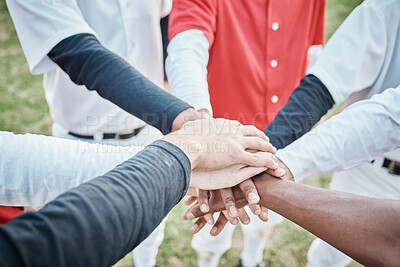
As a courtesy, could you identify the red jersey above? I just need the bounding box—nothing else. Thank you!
[0,206,24,225]
[169,0,325,130]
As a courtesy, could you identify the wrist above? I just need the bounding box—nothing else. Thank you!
[170,108,202,132]
[253,173,286,208]
[161,134,202,170]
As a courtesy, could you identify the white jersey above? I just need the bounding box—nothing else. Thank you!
[276,0,400,181]
[6,0,172,135]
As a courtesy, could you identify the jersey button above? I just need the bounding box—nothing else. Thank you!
[270,60,278,68]
[271,95,279,103]
[272,22,279,31]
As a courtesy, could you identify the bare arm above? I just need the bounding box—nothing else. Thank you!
[186,173,400,266]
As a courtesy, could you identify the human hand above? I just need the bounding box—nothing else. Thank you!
[205,156,291,217]
[273,155,294,180]
[163,118,283,175]
[190,160,277,189]
[183,178,269,227]
[189,206,269,236]
[190,155,287,218]
[183,169,292,220]
[182,185,269,235]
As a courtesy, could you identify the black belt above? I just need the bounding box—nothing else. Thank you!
[383,158,400,176]
[68,127,144,140]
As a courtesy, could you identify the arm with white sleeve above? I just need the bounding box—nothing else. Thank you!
[0,132,137,206]
[276,87,400,182]
[166,32,323,118]
[166,30,213,115]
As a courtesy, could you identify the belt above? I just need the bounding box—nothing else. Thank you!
[68,127,144,140]
[383,158,400,176]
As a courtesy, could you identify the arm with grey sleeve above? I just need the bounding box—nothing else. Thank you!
[0,131,138,206]
[0,140,190,267]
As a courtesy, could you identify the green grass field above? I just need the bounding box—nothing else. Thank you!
[0,1,363,266]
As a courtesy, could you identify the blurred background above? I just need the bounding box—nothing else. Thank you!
[0,1,363,266]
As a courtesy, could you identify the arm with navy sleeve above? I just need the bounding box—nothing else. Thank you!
[48,34,191,134]
[265,0,398,149]
[0,140,191,267]
[0,131,137,206]
[6,0,192,134]
[265,74,334,149]
[276,87,400,181]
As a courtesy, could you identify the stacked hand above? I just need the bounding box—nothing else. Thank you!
[164,114,289,234]
[182,163,293,236]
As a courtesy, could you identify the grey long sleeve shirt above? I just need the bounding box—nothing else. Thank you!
[0,140,190,267]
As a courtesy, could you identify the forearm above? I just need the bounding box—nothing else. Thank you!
[48,34,191,134]
[276,87,400,181]
[265,75,334,149]
[192,173,400,265]
[0,132,135,206]
[252,174,400,266]
[0,141,190,267]
[166,30,213,114]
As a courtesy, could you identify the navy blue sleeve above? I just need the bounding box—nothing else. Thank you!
[265,75,335,149]
[0,140,190,267]
[48,34,191,135]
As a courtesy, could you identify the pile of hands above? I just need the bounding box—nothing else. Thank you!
[163,112,293,237]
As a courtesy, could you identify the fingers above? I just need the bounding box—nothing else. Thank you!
[240,151,277,169]
[190,217,207,234]
[183,187,198,205]
[198,189,210,213]
[222,210,239,225]
[241,137,277,154]
[181,204,213,225]
[248,204,262,216]
[239,125,270,142]
[210,213,229,236]
[183,196,198,206]
[235,166,268,185]
[182,203,205,220]
[258,206,269,222]
[265,167,286,178]
[203,213,214,225]
[237,208,251,225]
[220,188,239,218]
[186,187,198,197]
[238,179,260,204]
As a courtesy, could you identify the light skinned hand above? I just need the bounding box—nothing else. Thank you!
[170,108,203,132]
[163,119,283,186]
[190,158,279,189]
